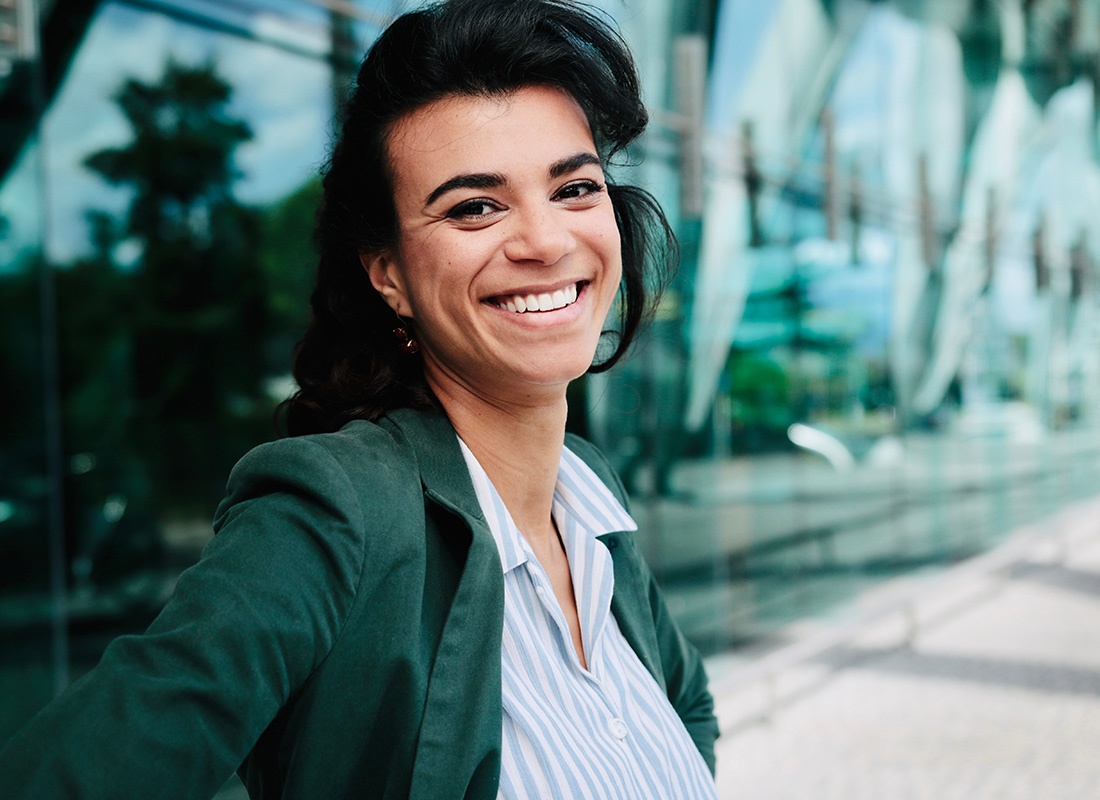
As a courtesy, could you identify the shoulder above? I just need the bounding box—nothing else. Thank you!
[231,420,408,477]
[228,419,412,489]
[215,419,422,534]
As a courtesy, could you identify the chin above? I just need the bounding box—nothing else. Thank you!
[512,355,595,391]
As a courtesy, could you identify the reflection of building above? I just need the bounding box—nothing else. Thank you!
[6,1,1100,778]
[673,0,1100,435]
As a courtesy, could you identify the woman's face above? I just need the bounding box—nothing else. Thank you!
[365,85,623,405]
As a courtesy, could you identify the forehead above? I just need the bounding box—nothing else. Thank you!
[384,86,599,201]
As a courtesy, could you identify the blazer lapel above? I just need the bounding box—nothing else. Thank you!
[381,409,505,799]
[600,532,666,691]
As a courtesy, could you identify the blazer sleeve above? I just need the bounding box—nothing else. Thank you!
[0,436,369,799]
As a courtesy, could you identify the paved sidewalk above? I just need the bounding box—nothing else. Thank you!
[711,522,1100,799]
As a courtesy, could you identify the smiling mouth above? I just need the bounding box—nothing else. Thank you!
[489,282,584,313]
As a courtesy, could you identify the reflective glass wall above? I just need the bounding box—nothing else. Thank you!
[591,0,1100,657]
[5,0,1100,761]
[1,87,59,741]
[0,0,397,748]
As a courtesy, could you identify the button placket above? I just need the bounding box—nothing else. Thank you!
[528,569,583,671]
[592,675,628,742]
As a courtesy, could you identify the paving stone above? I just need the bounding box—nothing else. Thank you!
[713,538,1100,798]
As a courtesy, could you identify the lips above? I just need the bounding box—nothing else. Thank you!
[489,282,582,313]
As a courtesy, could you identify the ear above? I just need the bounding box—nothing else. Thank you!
[360,249,413,319]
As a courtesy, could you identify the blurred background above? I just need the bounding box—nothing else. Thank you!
[4,0,1100,786]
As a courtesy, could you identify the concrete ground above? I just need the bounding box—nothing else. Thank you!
[711,509,1100,799]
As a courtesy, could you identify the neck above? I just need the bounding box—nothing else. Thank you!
[430,374,567,549]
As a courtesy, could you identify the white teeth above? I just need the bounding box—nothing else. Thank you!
[496,283,582,313]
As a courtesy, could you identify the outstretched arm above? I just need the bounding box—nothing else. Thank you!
[0,437,368,799]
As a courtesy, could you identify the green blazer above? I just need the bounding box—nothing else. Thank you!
[0,408,718,799]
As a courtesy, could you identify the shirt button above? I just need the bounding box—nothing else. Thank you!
[608,718,628,739]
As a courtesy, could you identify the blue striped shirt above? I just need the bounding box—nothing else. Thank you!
[457,439,718,800]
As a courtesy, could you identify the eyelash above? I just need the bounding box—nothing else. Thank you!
[446,199,502,220]
[555,179,605,201]
[444,179,605,221]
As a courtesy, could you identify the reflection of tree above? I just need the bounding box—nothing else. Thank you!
[0,265,44,450]
[259,178,320,339]
[0,213,35,447]
[725,351,794,454]
[88,59,251,238]
[72,58,268,512]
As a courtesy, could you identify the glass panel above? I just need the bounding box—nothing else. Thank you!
[0,1,358,750]
[591,0,1100,663]
[0,131,56,740]
[47,0,332,655]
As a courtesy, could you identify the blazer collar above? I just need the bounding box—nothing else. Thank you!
[378,406,487,525]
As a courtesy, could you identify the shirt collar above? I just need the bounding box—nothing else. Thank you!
[457,437,637,575]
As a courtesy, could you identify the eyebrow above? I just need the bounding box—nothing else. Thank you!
[549,151,602,178]
[424,172,505,207]
[423,151,603,207]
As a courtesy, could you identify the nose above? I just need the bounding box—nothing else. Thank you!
[502,204,576,265]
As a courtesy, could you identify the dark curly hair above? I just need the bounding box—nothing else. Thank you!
[280,0,676,436]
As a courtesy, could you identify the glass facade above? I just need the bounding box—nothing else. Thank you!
[0,0,395,755]
[5,0,1100,783]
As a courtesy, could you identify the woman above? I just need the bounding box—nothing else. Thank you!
[0,1,719,797]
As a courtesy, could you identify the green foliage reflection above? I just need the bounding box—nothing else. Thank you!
[58,58,273,560]
[726,352,794,453]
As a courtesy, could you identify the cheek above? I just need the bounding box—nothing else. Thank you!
[596,203,623,261]
[607,235,623,280]
[596,221,624,295]
[396,234,486,326]
[394,228,452,294]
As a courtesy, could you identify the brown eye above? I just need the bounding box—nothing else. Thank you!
[555,180,604,201]
[446,199,502,220]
